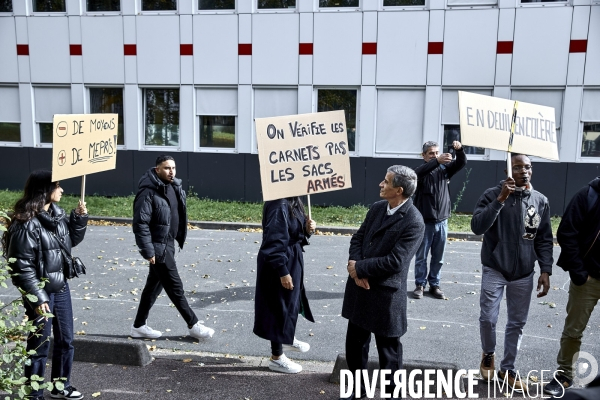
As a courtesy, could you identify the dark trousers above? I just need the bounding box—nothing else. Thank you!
[134,242,198,328]
[345,320,403,397]
[271,341,283,357]
[24,283,74,397]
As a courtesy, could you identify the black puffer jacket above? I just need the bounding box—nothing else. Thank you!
[6,203,88,306]
[413,148,467,222]
[133,168,187,262]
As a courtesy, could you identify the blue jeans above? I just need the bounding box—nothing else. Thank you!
[24,283,74,397]
[414,220,448,288]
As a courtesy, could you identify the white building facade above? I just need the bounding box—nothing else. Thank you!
[0,0,599,213]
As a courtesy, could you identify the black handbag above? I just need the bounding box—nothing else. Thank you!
[52,232,86,279]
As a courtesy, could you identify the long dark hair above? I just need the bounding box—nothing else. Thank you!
[2,170,56,255]
[286,196,307,220]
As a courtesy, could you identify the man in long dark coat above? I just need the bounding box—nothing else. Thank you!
[342,165,425,399]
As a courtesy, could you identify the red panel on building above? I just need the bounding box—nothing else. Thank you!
[180,44,193,56]
[362,42,377,55]
[124,44,137,56]
[16,44,29,56]
[496,41,513,54]
[238,43,252,56]
[569,39,587,53]
[70,44,82,56]
[299,43,313,55]
[428,42,443,55]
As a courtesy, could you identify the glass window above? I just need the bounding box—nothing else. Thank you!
[258,0,295,8]
[319,0,359,6]
[198,0,235,9]
[200,116,235,148]
[142,0,176,11]
[90,88,124,145]
[317,89,357,152]
[145,89,179,147]
[87,0,120,11]
[384,0,424,5]
[197,88,237,149]
[581,123,600,158]
[33,0,66,12]
[443,125,484,155]
[0,0,13,12]
[0,87,20,142]
[376,90,424,154]
[34,87,72,144]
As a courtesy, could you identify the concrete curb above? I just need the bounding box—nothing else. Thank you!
[89,216,489,241]
[330,354,465,392]
[51,336,152,366]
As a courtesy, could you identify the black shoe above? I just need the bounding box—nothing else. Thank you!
[429,285,445,299]
[50,386,84,399]
[543,373,573,396]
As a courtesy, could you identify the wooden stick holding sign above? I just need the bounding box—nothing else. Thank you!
[81,175,86,203]
[506,101,520,179]
[307,194,312,221]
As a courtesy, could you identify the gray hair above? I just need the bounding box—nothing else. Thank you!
[387,165,417,198]
[422,141,439,154]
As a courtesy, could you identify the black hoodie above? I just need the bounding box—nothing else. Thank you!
[556,177,600,285]
[132,168,188,262]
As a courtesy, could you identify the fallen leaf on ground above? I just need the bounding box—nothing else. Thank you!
[182,359,192,363]
[91,393,101,398]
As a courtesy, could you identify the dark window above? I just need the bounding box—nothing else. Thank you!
[90,88,124,145]
[0,0,12,12]
[258,0,296,8]
[581,123,600,158]
[0,123,20,142]
[317,89,357,152]
[142,0,176,11]
[319,0,359,6]
[33,0,66,12]
[520,0,563,2]
[40,123,53,143]
[200,116,235,148]
[145,89,179,147]
[199,0,235,9]
[443,125,484,155]
[87,0,120,11]
[384,0,424,5]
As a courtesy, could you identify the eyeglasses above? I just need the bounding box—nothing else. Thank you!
[512,165,532,172]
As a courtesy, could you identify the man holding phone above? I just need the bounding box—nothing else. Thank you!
[412,140,467,299]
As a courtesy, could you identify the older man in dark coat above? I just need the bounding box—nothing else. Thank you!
[342,165,425,399]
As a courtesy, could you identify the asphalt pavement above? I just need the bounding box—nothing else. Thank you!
[2,225,599,399]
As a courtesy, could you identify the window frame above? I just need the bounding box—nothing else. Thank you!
[85,0,122,14]
[195,86,238,153]
[86,85,126,149]
[518,0,569,7]
[380,0,427,9]
[142,86,181,150]
[31,0,67,14]
[577,121,600,163]
[34,85,72,147]
[139,0,178,14]
[316,0,361,12]
[315,86,360,156]
[197,0,236,13]
[255,0,297,12]
[0,85,21,146]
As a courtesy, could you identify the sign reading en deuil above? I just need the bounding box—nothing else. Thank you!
[52,114,119,182]
[458,91,559,161]
[255,110,352,202]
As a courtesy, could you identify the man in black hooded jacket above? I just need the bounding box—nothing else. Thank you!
[544,177,600,396]
[131,155,214,340]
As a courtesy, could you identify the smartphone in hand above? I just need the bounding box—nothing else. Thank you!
[448,145,456,159]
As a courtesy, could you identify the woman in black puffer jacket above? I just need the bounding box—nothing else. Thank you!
[2,170,88,400]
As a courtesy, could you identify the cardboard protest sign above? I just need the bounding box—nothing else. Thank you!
[458,91,559,161]
[51,114,119,182]
[255,110,352,202]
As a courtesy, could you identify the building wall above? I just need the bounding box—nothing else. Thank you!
[1,0,599,215]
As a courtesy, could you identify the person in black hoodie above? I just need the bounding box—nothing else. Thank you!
[412,140,467,300]
[471,154,553,390]
[2,170,88,400]
[131,155,214,340]
[544,177,600,396]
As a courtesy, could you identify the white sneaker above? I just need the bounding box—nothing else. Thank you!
[131,324,162,339]
[283,337,310,353]
[268,354,302,374]
[189,322,214,339]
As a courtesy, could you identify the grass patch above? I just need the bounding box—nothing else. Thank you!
[0,190,561,234]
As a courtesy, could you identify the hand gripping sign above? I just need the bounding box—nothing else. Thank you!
[255,110,353,205]
[458,91,559,177]
[52,113,119,200]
